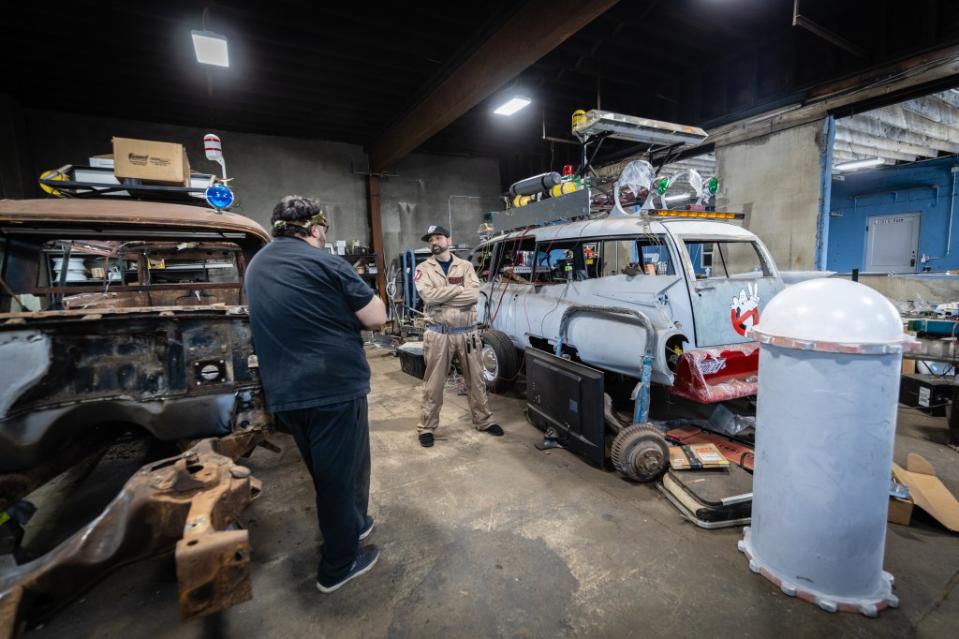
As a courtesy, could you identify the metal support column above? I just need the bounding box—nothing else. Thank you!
[816,115,836,271]
[367,175,387,303]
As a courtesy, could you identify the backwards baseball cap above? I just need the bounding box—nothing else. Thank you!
[421,224,450,242]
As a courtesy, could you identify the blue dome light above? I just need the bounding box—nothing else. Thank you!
[205,183,234,210]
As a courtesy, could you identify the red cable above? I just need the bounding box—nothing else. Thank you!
[489,227,531,323]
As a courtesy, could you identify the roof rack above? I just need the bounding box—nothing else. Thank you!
[38,165,218,206]
[573,110,708,146]
[489,208,743,237]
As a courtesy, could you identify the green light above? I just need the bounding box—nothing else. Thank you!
[655,177,670,195]
[706,176,719,195]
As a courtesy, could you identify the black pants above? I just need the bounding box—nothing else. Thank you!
[277,396,371,582]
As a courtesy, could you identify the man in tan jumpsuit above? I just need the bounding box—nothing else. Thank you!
[414,224,503,447]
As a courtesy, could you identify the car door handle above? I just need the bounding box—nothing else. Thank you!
[695,284,715,292]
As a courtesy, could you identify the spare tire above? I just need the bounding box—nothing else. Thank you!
[480,330,520,393]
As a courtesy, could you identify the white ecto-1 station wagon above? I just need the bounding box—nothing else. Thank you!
[471,210,785,408]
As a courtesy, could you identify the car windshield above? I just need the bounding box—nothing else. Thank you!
[0,236,247,312]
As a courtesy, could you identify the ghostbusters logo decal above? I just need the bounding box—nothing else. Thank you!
[428,225,437,233]
[730,283,760,337]
[414,269,422,281]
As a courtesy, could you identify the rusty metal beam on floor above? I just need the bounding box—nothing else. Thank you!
[370,0,619,173]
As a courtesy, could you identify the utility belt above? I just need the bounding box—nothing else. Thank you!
[426,323,478,335]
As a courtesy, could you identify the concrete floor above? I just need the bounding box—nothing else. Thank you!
[30,347,959,638]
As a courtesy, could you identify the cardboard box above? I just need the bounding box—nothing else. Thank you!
[887,496,914,526]
[669,443,730,470]
[890,453,959,532]
[112,137,190,186]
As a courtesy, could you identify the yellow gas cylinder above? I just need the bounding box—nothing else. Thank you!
[561,181,578,195]
[550,184,563,198]
[513,195,532,208]
[571,109,587,131]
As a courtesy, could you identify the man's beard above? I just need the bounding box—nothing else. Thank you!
[430,244,445,255]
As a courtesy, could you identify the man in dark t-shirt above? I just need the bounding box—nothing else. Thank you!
[245,195,387,593]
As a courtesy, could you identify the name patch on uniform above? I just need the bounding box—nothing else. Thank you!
[448,276,464,284]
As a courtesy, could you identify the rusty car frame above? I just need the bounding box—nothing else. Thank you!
[0,198,274,633]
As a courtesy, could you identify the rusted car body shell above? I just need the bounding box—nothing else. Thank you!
[0,199,271,246]
[0,198,273,631]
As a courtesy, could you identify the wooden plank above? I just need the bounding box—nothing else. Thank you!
[370,0,619,172]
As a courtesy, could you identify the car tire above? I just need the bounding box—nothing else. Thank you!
[480,330,520,393]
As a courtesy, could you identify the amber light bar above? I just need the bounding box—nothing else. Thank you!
[651,210,743,220]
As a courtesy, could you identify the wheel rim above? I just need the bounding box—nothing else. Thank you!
[481,344,499,382]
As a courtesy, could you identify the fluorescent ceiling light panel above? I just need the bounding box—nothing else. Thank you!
[493,96,531,116]
[664,193,691,203]
[834,157,884,171]
[192,30,229,67]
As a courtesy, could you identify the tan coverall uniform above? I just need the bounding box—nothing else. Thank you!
[414,254,495,434]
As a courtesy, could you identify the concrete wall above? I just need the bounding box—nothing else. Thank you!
[716,120,825,270]
[380,154,502,265]
[6,103,500,266]
[828,156,959,273]
[856,274,959,305]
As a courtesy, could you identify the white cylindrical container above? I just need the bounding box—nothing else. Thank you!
[738,278,906,617]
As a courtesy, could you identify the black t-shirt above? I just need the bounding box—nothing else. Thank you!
[438,256,453,275]
[245,236,375,413]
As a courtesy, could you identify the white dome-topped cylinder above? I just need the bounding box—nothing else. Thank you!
[738,278,905,616]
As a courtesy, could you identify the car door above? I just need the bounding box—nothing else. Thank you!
[679,236,782,347]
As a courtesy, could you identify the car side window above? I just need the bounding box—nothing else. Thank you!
[471,244,495,282]
[600,236,675,277]
[494,237,536,284]
[684,240,768,279]
[532,240,586,284]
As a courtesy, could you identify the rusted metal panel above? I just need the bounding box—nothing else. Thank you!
[0,430,268,635]
[0,199,270,246]
[0,312,261,473]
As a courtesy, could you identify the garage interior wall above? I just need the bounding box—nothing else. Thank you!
[378,154,502,263]
[4,100,501,263]
[716,120,826,271]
